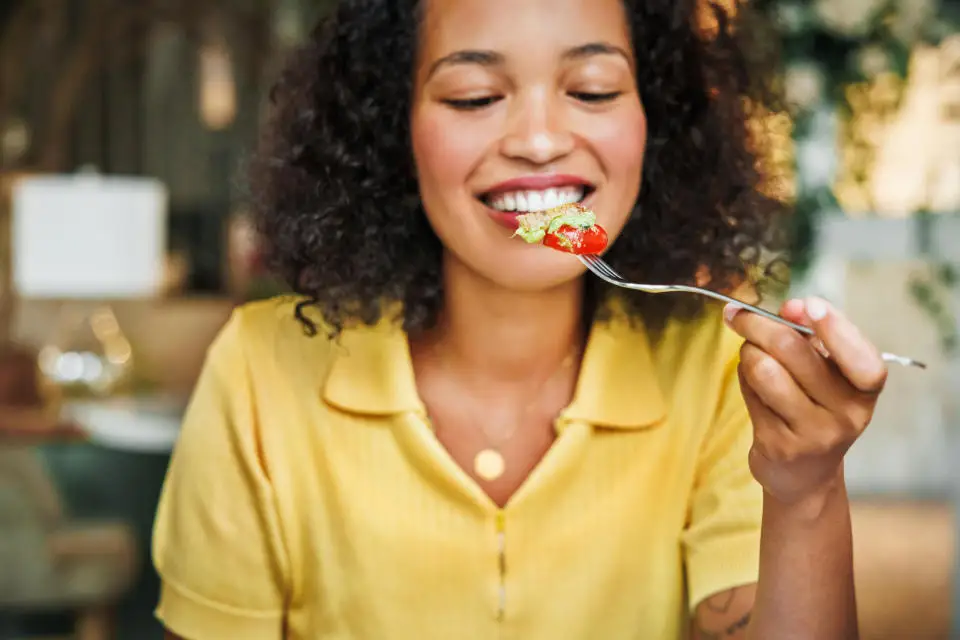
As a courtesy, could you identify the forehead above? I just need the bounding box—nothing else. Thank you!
[418,0,632,63]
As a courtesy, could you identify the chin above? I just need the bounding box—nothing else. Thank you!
[477,243,588,292]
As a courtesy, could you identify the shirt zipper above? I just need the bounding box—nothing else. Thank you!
[496,510,506,621]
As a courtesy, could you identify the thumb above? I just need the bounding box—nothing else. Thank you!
[780,298,830,358]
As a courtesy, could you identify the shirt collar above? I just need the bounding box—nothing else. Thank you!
[560,312,667,430]
[322,312,666,430]
[321,320,424,415]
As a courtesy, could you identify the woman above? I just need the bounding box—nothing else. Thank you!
[154,0,887,638]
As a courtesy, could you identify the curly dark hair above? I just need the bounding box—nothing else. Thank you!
[249,0,789,337]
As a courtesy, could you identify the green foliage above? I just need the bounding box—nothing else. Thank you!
[756,0,960,352]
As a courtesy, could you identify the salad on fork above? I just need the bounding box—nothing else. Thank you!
[513,203,925,369]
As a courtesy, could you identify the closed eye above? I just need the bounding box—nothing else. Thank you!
[570,91,622,103]
[443,96,503,111]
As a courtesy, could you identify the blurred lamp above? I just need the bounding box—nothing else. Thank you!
[13,173,167,299]
[198,42,237,131]
[11,173,167,399]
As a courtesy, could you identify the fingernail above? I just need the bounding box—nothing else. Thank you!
[723,303,743,326]
[806,297,829,321]
[811,337,831,358]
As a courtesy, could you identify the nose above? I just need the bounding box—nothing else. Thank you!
[499,90,575,166]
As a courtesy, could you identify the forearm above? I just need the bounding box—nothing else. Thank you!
[748,469,858,640]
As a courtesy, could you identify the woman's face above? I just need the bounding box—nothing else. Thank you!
[410,0,646,291]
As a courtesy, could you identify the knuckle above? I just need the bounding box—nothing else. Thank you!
[821,405,858,436]
[753,430,797,463]
[846,345,888,393]
[816,428,848,455]
[751,426,775,451]
[739,347,759,375]
[861,363,889,393]
[838,403,870,434]
[848,404,875,433]
[836,413,860,436]
[752,427,772,449]
[749,353,782,385]
[775,443,802,464]
[772,329,808,361]
[785,437,808,462]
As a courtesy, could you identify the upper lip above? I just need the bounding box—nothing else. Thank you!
[479,174,595,198]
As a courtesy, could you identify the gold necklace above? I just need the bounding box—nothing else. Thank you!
[429,345,579,483]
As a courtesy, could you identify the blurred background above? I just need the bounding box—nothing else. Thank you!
[0,0,958,638]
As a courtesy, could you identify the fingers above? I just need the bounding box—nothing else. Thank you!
[738,368,789,430]
[739,364,855,468]
[737,369,798,462]
[728,298,884,506]
[724,298,887,396]
[779,299,831,358]
[724,303,853,411]
[737,342,818,426]
[803,298,888,395]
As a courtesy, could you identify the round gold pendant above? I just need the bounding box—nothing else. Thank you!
[474,449,506,481]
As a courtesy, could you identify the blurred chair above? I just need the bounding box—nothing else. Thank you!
[852,499,955,640]
[0,442,138,640]
[0,344,137,640]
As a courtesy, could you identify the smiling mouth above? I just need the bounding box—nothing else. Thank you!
[479,185,595,213]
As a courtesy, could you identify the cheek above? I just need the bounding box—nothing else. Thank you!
[410,104,502,268]
[411,107,487,206]
[596,107,647,187]
[589,104,647,234]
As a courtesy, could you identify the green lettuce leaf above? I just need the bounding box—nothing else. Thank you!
[513,204,595,244]
[513,211,554,243]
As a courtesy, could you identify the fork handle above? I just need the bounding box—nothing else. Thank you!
[710,293,925,369]
[663,285,817,334]
[579,257,925,369]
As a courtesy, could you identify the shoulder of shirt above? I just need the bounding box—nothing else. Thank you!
[654,302,743,379]
[209,295,340,374]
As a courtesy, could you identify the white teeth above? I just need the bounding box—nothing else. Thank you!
[515,192,529,212]
[526,191,544,211]
[543,188,560,209]
[488,186,586,212]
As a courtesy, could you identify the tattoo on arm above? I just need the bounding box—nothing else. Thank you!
[692,585,757,639]
[694,612,752,640]
[706,589,736,614]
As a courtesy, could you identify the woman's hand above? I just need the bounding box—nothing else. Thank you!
[724,297,887,510]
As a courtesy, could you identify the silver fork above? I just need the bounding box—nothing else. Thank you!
[578,254,926,369]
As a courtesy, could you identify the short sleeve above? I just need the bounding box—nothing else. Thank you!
[680,345,762,612]
[153,311,288,639]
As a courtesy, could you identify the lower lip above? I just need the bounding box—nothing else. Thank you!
[488,208,523,230]
[484,195,595,231]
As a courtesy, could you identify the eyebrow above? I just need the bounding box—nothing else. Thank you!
[562,42,632,66]
[425,41,632,80]
[426,50,504,79]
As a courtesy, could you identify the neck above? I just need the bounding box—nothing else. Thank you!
[419,255,585,383]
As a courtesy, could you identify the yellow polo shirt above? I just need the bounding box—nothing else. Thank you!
[153,297,761,640]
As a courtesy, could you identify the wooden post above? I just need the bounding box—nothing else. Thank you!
[0,173,21,346]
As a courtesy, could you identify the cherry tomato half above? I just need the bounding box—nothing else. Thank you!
[542,224,608,255]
